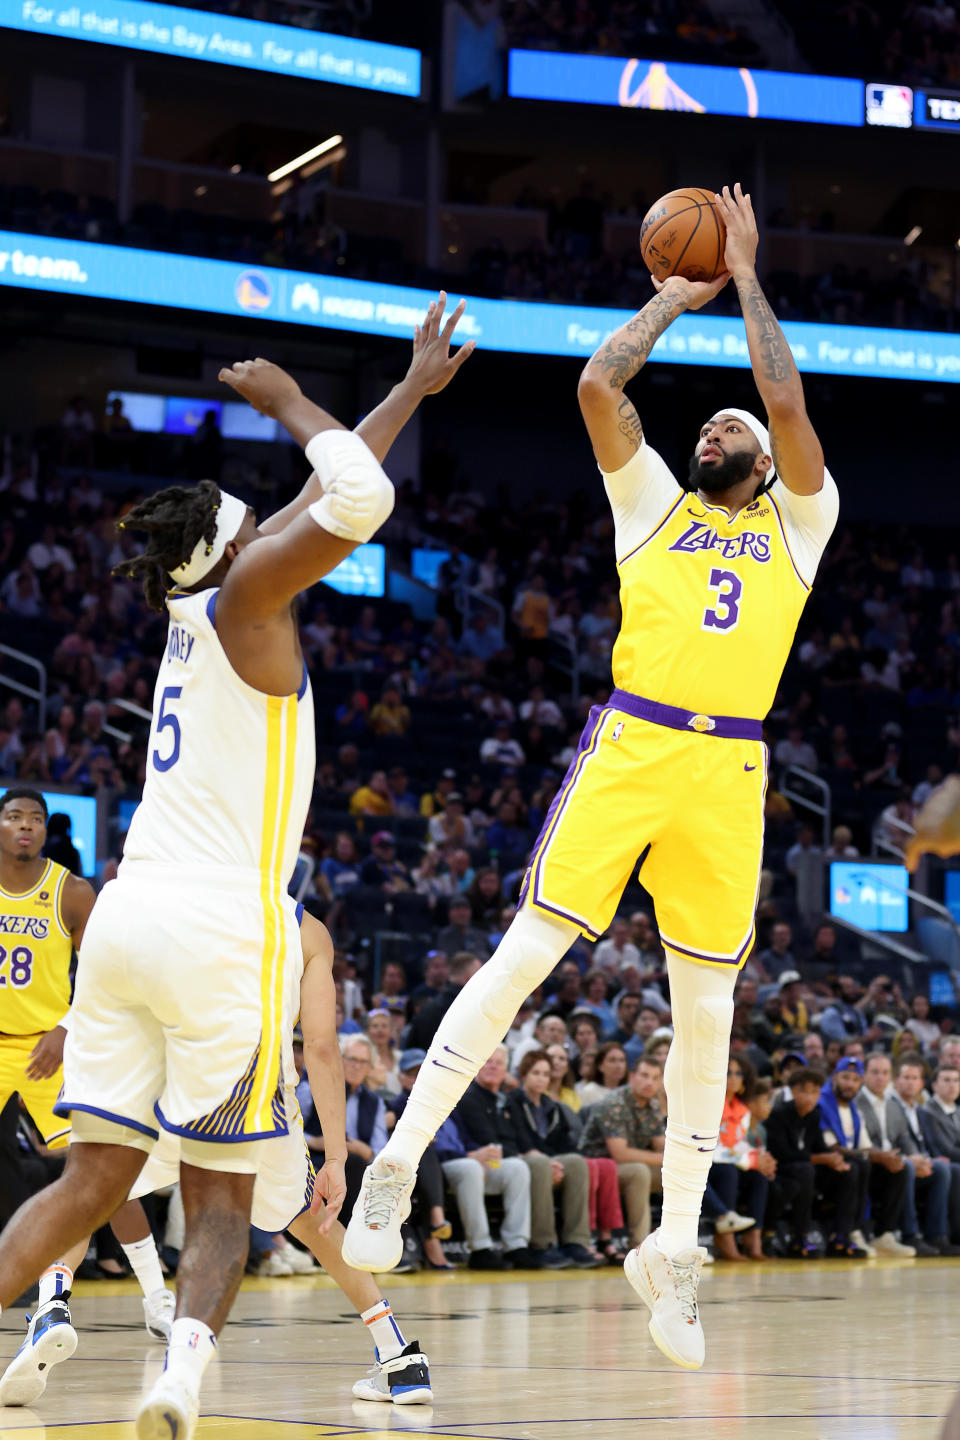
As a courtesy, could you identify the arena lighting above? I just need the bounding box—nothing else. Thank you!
[268,135,343,183]
[270,144,347,196]
[904,225,923,245]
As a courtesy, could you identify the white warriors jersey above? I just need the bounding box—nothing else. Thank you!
[124,587,315,885]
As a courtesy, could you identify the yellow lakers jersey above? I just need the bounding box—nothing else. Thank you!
[603,440,839,719]
[0,859,72,1035]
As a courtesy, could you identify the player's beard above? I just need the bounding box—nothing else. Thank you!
[688,447,758,493]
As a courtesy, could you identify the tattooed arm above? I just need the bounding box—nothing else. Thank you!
[718,183,825,496]
[577,273,729,472]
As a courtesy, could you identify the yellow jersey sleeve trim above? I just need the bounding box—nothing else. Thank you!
[0,858,54,904]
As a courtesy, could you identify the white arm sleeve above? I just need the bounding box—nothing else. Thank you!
[601,440,683,562]
[770,469,839,588]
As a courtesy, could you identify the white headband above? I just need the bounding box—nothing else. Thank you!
[171,490,247,588]
[710,408,776,481]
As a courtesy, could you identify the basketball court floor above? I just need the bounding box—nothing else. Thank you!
[0,1258,953,1439]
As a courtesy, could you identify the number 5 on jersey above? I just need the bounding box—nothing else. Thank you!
[702,568,742,632]
[153,685,183,772]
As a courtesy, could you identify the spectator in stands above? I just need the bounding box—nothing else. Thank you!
[466,867,503,928]
[336,743,362,795]
[576,1040,628,1107]
[542,961,585,1021]
[349,770,395,818]
[922,1064,960,1163]
[778,971,810,1033]
[544,1043,581,1111]
[27,523,74,574]
[879,790,917,854]
[512,574,554,651]
[709,1055,771,1260]
[775,725,819,773]
[753,922,796,984]
[905,994,941,1053]
[592,918,639,976]
[513,1011,570,1070]
[360,832,411,892]
[370,961,408,1012]
[480,722,526,768]
[913,763,946,808]
[891,1054,960,1253]
[485,801,529,872]
[335,689,370,737]
[433,1097,533,1272]
[318,832,363,905]
[857,1052,950,1256]
[569,1010,602,1067]
[785,824,823,875]
[825,824,860,860]
[407,950,484,1050]
[351,605,383,660]
[412,847,450,905]
[460,612,508,663]
[627,911,663,972]
[623,1007,662,1068]
[610,994,642,1046]
[436,897,492,962]
[386,766,418,816]
[578,1054,666,1249]
[808,922,842,971]
[750,989,793,1056]
[504,1051,601,1268]
[365,1009,401,1096]
[420,768,458,817]
[820,1056,914,1256]
[820,977,869,1042]
[579,969,616,1035]
[519,685,564,730]
[369,685,411,737]
[304,1034,385,1228]
[428,793,476,849]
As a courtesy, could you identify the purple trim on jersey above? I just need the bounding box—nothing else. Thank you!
[617,491,685,569]
[662,934,752,967]
[766,490,810,592]
[609,689,762,741]
[53,1099,160,1140]
[153,1099,288,1143]
[297,663,309,700]
[295,901,304,924]
[519,704,607,937]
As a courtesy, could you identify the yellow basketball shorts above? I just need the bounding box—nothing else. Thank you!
[520,697,768,967]
[0,1035,70,1148]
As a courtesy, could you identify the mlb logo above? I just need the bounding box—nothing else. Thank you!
[612,721,625,742]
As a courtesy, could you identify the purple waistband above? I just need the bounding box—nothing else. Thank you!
[608,689,762,742]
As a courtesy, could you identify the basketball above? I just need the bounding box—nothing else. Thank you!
[639,187,727,283]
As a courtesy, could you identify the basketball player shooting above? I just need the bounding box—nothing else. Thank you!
[343,184,839,1371]
[0,294,471,1440]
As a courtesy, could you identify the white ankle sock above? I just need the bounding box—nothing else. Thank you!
[361,1298,406,1362]
[384,911,572,1168]
[38,1263,73,1309]
[121,1235,165,1300]
[164,1318,216,1390]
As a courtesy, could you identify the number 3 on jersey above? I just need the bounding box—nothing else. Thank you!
[153,685,183,772]
[702,568,742,632]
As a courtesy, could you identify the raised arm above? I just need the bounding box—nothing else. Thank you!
[578,274,729,472]
[717,183,825,495]
[252,293,473,537]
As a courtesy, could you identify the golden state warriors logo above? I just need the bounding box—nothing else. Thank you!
[688,714,716,733]
[235,270,272,314]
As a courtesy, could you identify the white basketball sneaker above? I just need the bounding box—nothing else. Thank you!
[624,1231,707,1371]
[135,1371,199,1440]
[143,1288,176,1343]
[352,1341,433,1405]
[0,1302,78,1405]
[342,1156,415,1272]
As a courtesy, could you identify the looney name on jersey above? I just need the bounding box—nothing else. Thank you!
[167,626,196,664]
[0,914,49,938]
[669,520,772,563]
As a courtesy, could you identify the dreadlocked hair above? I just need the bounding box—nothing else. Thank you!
[112,480,222,611]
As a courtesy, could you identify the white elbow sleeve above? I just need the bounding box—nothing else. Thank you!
[305,430,394,544]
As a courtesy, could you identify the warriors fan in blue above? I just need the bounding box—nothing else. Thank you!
[344,188,838,1374]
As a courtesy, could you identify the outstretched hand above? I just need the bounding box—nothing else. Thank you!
[219,358,304,417]
[651,271,730,312]
[405,292,476,395]
[715,182,759,279]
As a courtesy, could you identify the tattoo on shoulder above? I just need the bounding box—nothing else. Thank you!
[617,397,644,445]
[738,278,793,386]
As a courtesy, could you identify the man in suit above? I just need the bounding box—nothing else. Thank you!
[917,1062,960,1241]
[856,1051,957,1256]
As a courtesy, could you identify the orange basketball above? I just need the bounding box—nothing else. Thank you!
[639,188,727,283]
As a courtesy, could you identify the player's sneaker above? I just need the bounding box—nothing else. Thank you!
[624,1231,707,1371]
[352,1341,433,1405]
[135,1371,199,1440]
[342,1156,415,1272]
[143,1287,176,1342]
[0,1302,78,1405]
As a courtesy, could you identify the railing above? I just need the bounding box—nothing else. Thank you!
[780,765,831,849]
[872,812,914,862]
[830,914,929,966]
[0,645,47,734]
[548,628,581,705]
[103,699,152,746]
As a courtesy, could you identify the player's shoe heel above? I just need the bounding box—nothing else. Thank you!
[135,1372,199,1440]
[143,1287,176,1343]
[352,1340,433,1404]
[0,1303,78,1406]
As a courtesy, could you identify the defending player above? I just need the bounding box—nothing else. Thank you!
[0,788,174,1407]
[0,295,471,1440]
[343,185,839,1371]
[131,907,433,1405]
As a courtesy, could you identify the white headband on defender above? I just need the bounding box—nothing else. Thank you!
[710,408,777,481]
[171,490,247,587]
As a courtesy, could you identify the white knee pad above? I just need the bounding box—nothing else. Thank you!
[691,994,734,1088]
[474,911,572,1028]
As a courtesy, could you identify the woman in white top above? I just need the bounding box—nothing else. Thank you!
[366,1009,401,1096]
[904,993,940,1053]
[576,1042,629,1107]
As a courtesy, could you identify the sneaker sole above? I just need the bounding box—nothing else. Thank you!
[135,1397,196,1440]
[393,1386,434,1405]
[623,1249,704,1372]
[342,1231,404,1274]
[0,1322,78,1406]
